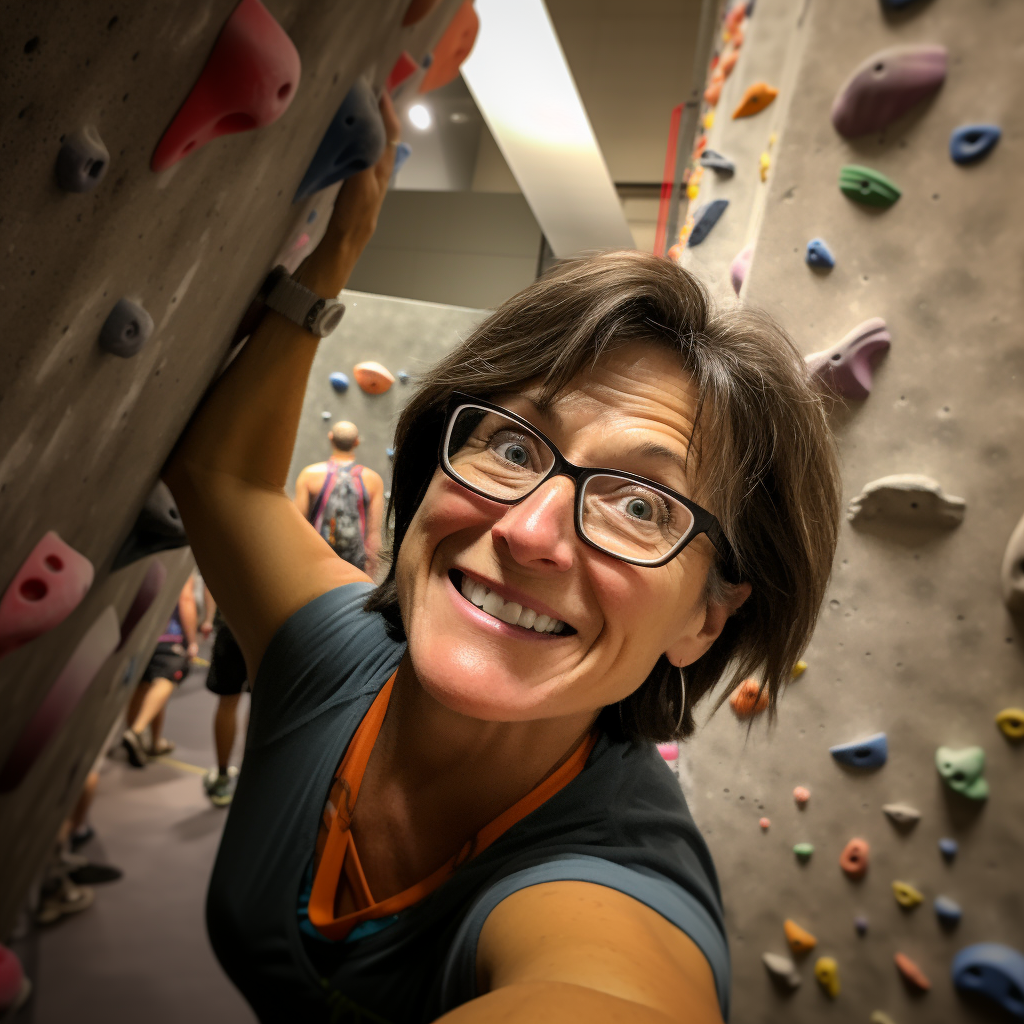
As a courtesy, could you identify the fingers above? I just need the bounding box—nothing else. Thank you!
[379,92,402,146]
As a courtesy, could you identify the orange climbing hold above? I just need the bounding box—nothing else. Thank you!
[353,362,396,394]
[420,1,479,94]
[733,82,778,119]
[839,838,870,879]
[704,74,724,107]
[784,919,817,955]
[724,3,746,35]
[793,785,810,806]
[894,952,931,991]
[720,50,739,77]
[731,24,745,49]
[729,678,769,718]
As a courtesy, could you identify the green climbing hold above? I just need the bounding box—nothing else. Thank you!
[839,165,902,208]
[935,745,989,800]
[793,842,814,861]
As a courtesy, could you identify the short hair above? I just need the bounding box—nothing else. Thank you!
[365,251,841,743]
[329,421,359,451]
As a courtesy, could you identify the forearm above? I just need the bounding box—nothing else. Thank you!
[180,594,198,645]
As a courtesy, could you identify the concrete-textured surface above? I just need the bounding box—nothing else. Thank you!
[681,0,1024,1021]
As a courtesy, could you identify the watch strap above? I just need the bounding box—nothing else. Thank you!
[263,266,344,336]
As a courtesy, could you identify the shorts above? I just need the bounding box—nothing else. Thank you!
[206,623,249,697]
[143,642,191,685]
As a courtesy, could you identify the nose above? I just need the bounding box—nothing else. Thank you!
[490,475,575,572]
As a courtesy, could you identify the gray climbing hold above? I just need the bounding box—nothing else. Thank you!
[699,149,735,175]
[830,732,888,769]
[848,475,965,529]
[854,915,869,936]
[938,837,958,860]
[883,803,921,828]
[56,126,110,192]
[1001,513,1024,619]
[687,199,729,247]
[762,952,801,989]
[99,298,154,358]
[321,411,332,420]
[111,482,187,570]
[934,895,962,927]
[805,238,835,269]
[805,318,890,400]
[329,371,350,392]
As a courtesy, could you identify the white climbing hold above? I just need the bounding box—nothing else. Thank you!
[847,475,965,529]
[762,952,801,989]
[883,803,921,827]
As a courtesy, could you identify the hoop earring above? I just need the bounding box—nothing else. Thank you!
[675,667,687,733]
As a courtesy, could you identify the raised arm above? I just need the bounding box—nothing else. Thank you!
[163,95,400,682]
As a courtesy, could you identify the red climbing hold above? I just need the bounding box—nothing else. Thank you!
[0,532,94,658]
[387,52,420,94]
[151,0,301,172]
[420,1,479,94]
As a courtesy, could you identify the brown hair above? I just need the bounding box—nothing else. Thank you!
[366,251,841,743]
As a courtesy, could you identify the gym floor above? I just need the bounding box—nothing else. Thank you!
[13,641,256,1024]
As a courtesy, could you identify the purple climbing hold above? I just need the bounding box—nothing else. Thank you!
[55,126,109,192]
[99,298,154,358]
[831,44,947,139]
[805,238,835,270]
[939,837,958,860]
[854,915,869,936]
[950,124,1001,165]
[687,199,729,247]
[805,318,890,400]
[729,244,753,295]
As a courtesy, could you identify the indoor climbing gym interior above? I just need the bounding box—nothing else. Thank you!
[1,0,1022,1022]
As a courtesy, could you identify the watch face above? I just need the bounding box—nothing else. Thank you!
[317,302,346,337]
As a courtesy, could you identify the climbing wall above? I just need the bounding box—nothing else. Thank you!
[679,0,1024,1021]
[0,0,468,936]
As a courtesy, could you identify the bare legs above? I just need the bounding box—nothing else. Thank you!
[214,693,241,773]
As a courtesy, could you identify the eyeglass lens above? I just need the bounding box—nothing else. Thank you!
[445,406,696,563]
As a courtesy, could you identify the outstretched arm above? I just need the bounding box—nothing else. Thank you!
[164,96,400,683]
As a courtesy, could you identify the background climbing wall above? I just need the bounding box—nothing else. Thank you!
[0,0,467,936]
[681,0,1024,1020]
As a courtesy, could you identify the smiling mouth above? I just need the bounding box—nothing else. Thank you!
[449,570,576,636]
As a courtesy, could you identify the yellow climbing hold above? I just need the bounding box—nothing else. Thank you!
[792,660,808,678]
[759,152,771,181]
[687,182,701,200]
[996,707,1024,741]
[869,1013,898,1024]
[892,881,924,908]
[784,918,817,954]
[703,110,716,130]
[815,956,840,998]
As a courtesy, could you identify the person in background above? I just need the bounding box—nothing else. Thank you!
[122,574,197,767]
[293,420,385,581]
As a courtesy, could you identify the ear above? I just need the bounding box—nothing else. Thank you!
[666,581,752,668]
[327,431,334,444]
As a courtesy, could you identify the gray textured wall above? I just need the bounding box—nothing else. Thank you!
[680,1,1024,1021]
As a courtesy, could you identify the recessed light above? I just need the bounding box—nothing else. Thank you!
[450,111,469,124]
[408,103,432,130]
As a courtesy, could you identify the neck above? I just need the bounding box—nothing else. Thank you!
[329,451,355,463]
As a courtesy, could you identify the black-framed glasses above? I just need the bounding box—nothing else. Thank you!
[438,393,740,575]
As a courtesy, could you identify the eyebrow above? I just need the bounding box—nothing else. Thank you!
[621,440,690,482]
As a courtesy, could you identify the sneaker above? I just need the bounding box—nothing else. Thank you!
[121,729,146,768]
[203,767,238,808]
[144,736,175,757]
[68,863,123,885]
[35,874,94,926]
[69,824,95,851]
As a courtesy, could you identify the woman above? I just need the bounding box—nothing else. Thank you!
[165,95,841,1023]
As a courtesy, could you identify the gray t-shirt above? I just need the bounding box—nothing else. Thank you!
[207,583,731,1022]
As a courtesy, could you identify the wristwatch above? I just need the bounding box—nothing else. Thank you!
[262,265,346,337]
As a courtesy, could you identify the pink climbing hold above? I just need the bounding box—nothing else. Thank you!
[117,560,168,651]
[793,785,811,806]
[657,742,679,760]
[0,607,120,792]
[729,244,753,295]
[290,232,311,252]
[759,817,771,830]
[831,44,947,139]
[0,945,27,1014]
[151,0,301,172]
[805,318,890,400]
[0,532,94,658]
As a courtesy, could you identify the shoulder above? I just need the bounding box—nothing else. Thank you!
[477,880,724,1024]
[298,462,328,479]
[359,466,385,493]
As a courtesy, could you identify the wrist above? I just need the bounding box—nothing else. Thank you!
[296,237,362,297]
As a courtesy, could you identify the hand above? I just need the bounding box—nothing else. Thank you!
[200,621,214,638]
[187,641,200,659]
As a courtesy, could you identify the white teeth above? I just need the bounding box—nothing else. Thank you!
[457,575,566,635]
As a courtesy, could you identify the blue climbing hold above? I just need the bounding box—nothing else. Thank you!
[829,732,888,769]
[934,896,962,927]
[386,448,395,459]
[394,142,412,177]
[939,837,959,860]
[687,199,729,247]
[294,79,387,202]
[56,126,109,192]
[306,209,318,224]
[329,372,349,392]
[99,298,154,358]
[397,370,410,384]
[951,943,1024,1018]
[806,238,835,270]
[949,124,1001,165]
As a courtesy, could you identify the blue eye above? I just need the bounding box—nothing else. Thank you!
[626,498,653,520]
[496,442,530,466]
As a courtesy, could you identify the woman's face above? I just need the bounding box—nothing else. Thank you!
[395,340,727,723]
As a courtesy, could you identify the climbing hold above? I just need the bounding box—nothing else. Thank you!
[814,957,840,998]
[759,151,770,181]
[385,448,395,460]
[894,952,931,991]
[0,533,94,658]
[0,944,28,1015]
[289,232,311,253]
[793,843,814,862]
[353,361,396,395]
[117,560,168,651]
[934,895,962,927]
[839,165,901,208]
[699,149,735,176]
[762,952,801,989]
[0,606,120,792]
[1001,513,1024,618]
[951,943,1024,1017]
[892,881,924,908]
[936,746,988,800]
[831,45,947,139]
[307,209,318,224]
[724,3,746,35]
[729,244,753,296]
[793,785,810,806]
[111,482,188,571]
[938,837,958,861]
[883,803,921,828]
[732,82,778,119]
[950,124,1001,165]
[687,199,729,247]
[996,708,1024,742]
[657,742,679,760]
[329,371,350,392]
[99,298,154,359]
[805,238,835,270]
[391,141,412,181]
[321,411,332,420]
[720,50,740,78]
[848,475,965,529]
[839,838,870,879]
[420,0,479,94]
[829,732,888,769]
[55,126,109,192]
[854,915,869,936]
[150,0,301,172]
[294,79,386,202]
[402,0,443,26]
[397,370,410,384]
[805,317,890,400]
[729,677,767,717]
[792,660,807,678]
[784,919,817,955]
[703,77,724,107]
[759,817,771,830]
[386,51,419,94]
[869,1013,898,1024]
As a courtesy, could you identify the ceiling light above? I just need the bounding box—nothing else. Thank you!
[408,104,432,130]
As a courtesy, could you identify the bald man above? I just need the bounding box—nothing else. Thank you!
[294,421,385,580]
